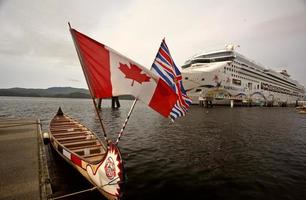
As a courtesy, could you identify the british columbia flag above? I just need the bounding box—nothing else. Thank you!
[151,39,192,120]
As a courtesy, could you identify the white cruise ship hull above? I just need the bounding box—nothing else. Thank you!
[181,50,305,106]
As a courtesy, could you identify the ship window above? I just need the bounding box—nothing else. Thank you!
[185,77,189,80]
[248,82,252,90]
[195,89,202,92]
[232,78,241,86]
[201,78,205,81]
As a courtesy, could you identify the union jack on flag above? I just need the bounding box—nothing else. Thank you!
[151,39,192,120]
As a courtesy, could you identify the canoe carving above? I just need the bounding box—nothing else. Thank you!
[49,108,124,199]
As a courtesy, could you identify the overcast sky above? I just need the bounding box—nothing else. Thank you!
[0,0,305,89]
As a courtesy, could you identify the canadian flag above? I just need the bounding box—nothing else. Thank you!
[71,29,178,117]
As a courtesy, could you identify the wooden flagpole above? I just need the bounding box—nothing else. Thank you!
[115,98,138,145]
[68,22,108,142]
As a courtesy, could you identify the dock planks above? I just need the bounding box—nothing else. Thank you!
[0,118,50,200]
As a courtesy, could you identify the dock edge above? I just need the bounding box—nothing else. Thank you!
[37,119,53,199]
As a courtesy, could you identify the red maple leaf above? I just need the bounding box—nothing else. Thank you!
[118,63,151,86]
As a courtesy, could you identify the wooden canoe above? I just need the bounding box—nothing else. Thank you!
[49,108,124,200]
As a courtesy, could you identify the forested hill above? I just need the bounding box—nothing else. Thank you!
[0,87,134,99]
[0,87,90,98]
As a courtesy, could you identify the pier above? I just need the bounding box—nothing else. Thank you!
[0,118,52,200]
[196,93,299,108]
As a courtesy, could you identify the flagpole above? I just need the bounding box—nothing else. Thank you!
[115,98,138,145]
[68,22,108,142]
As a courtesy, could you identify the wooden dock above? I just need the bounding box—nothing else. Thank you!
[0,118,52,200]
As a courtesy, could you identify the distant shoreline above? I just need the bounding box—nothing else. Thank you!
[0,95,90,99]
[0,87,134,100]
[0,87,91,99]
[0,96,135,101]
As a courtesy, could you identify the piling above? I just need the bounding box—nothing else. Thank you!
[199,96,204,107]
[230,100,234,108]
[112,96,120,108]
[97,98,102,109]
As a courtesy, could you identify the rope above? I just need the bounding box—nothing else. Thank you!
[50,186,97,200]
[50,177,122,200]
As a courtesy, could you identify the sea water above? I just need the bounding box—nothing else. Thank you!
[1,96,306,200]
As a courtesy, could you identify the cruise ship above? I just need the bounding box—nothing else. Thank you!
[182,45,305,106]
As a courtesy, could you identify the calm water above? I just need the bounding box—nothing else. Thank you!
[1,96,306,200]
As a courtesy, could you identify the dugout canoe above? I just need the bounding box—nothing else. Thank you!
[49,107,124,200]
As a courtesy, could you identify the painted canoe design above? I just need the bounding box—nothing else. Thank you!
[49,108,124,200]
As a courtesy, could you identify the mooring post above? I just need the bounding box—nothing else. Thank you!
[97,98,102,109]
[115,96,120,108]
[199,97,204,107]
[209,100,213,108]
[111,96,120,108]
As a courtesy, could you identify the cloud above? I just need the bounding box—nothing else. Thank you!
[0,0,128,88]
[251,11,306,40]
[68,78,81,83]
[0,0,305,88]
